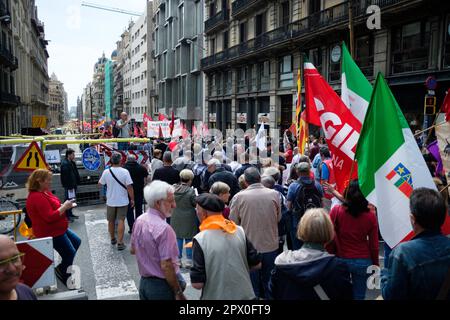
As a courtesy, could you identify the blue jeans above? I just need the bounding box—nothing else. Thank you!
[250,249,278,299]
[383,243,392,268]
[176,238,192,260]
[341,258,372,300]
[53,229,81,282]
[289,214,303,250]
[139,277,174,300]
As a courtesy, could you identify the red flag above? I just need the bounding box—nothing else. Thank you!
[304,62,361,193]
[169,110,175,136]
[134,123,139,137]
[192,124,198,137]
[158,113,167,121]
[158,124,163,138]
[202,123,209,136]
[441,89,450,122]
[288,123,297,137]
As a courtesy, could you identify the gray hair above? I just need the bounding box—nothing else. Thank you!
[127,154,137,162]
[263,167,280,182]
[163,151,172,163]
[144,180,175,208]
[261,175,276,189]
[111,152,122,165]
[208,158,221,167]
[298,155,310,164]
[244,167,261,185]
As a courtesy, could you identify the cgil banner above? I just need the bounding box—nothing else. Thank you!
[147,119,182,138]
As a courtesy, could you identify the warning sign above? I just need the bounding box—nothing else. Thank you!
[13,141,50,172]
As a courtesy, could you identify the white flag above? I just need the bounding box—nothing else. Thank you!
[256,123,266,151]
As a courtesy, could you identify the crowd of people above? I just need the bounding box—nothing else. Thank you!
[1,117,450,301]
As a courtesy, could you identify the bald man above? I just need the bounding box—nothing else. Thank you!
[0,235,36,300]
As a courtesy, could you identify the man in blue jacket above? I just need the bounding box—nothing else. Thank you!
[381,188,450,300]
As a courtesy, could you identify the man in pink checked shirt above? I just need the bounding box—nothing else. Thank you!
[130,180,186,300]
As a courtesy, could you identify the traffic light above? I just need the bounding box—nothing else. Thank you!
[424,95,436,115]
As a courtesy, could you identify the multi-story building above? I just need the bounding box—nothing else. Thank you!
[153,0,204,128]
[123,22,134,117]
[91,54,107,121]
[48,73,66,128]
[202,0,450,134]
[104,58,114,121]
[0,0,19,135]
[82,82,93,124]
[11,0,49,133]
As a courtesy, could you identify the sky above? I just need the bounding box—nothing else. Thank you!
[35,0,147,108]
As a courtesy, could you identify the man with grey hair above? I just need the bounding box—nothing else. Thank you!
[152,151,180,186]
[116,112,131,150]
[99,152,135,250]
[124,154,149,233]
[208,158,240,199]
[131,180,186,300]
[229,167,281,299]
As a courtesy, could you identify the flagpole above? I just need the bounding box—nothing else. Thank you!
[413,121,447,137]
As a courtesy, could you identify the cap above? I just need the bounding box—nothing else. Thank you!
[297,162,310,172]
[195,193,225,212]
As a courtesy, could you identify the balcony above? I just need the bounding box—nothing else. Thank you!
[232,0,266,19]
[0,92,20,105]
[0,44,18,71]
[205,9,229,35]
[202,0,414,70]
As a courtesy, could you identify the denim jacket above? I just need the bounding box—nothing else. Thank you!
[381,231,450,300]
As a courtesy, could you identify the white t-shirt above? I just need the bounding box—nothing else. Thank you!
[99,167,133,207]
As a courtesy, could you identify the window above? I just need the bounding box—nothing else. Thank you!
[309,47,323,74]
[392,21,431,74]
[217,73,223,95]
[179,6,184,39]
[223,31,229,50]
[258,61,270,91]
[238,67,248,93]
[355,36,374,77]
[239,22,247,43]
[210,38,216,55]
[255,12,266,37]
[224,71,232,94]
[191,40,199,71]
[281,1,290,26]
[209,2,216,18]
[279,55,293,88]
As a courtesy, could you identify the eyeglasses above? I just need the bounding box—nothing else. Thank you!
[0,253,25,272]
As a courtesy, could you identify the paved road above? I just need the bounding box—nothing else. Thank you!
[24,203,383,300]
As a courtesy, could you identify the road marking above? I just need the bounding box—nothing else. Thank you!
[84,213,138,300]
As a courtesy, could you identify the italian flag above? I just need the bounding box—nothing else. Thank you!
[341,42,372,125]
[355,73,436,248]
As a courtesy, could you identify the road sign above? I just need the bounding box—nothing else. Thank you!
[16,237,55,289]
[13,141,50,172]
[82,147,101,171]
[32,115,47,128]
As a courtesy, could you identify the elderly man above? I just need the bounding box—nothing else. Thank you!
[229,167,281,299]
[0,235,36,300]
[152,151,180,186]
[190,193,261,300]
[207,159,240,199]
[131,180,186,300]
[116,112,132,150]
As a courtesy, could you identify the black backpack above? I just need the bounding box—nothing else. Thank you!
[112,121,121,138]
[292,180,322,219]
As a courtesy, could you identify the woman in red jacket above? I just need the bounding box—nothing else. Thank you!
[25,169,81,287]
[327,179,379,300]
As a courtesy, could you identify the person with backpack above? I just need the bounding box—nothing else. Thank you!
[286,162,324,250]
[115,112,131,150]
[98,153,135,250]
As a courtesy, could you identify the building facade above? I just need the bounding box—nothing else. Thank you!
[202,0,450,134]
[152,0,204,128]
[91,54,107,122]
[0,0,19,135]
[48,72,66,128]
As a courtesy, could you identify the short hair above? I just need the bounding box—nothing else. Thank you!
[111,152,122,165]
[244,167,261,185]
[193,143,202,154]
[27,169,52,192]
[238,174,247,190]
[320,146,331,158]
[261,176,276,189]
[179,169,194,183]
[207,158,221,167]
[410,188,446,231]
[263,167,280,182]
[127,154,137,162]
[210,181,230,195]
[144,180,175,208]
[297,208,334,244]
[213,151,223,161]
[163,151,172,163]
[298,155,310,164]
[66,148,75,158]
[153,149,162,158]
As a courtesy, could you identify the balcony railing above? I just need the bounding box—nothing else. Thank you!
[205,9,229,34]
[232,0,265,18]
[0,44,18,71]
[202,0,413,70]
[0,92,20,105]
